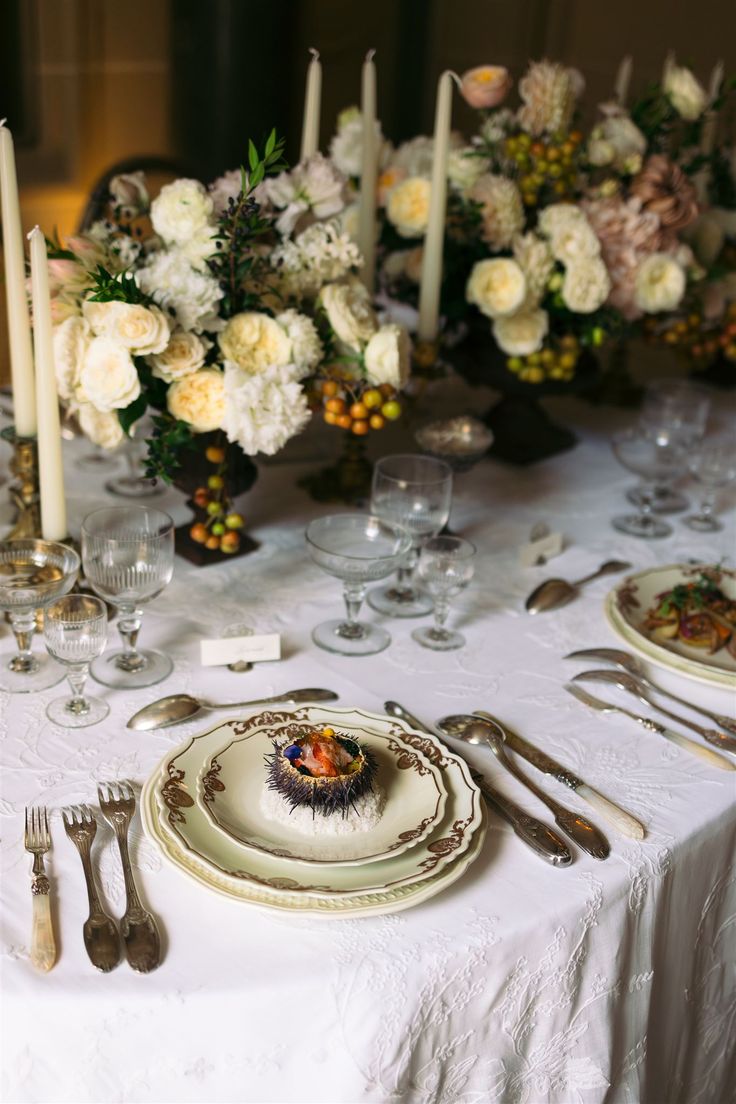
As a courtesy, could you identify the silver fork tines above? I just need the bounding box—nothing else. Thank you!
[62,804,121,972]
[24,806,56,972]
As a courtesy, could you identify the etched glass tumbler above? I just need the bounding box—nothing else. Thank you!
[684,436,736,532]
[612,429,686,539]
[44,595,109,727]
[81,506,175,688]
[411,536,476,651]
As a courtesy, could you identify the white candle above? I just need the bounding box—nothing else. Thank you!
[358,49,378,293]
[28,227,67,541]
[708,60,724,104]
[614,56,632,105]
[0,121,37,437]
[417,71,456,343]
[300,48,322,161]
[661,51,675,85]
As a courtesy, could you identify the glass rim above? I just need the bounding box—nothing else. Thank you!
[81,505,174,542]
[45,594,108,623]
[422,535,476,558]
[373,453,453,486]
[305,514,411,560]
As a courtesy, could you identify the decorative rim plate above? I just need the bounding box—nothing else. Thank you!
[605,564,736,690]
[141,770,486,917]
[198,715,448,866]
[149,706,484,900]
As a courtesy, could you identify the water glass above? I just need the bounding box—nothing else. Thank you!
[411,537,476,651]
[81,506,175,688]
[632,379,711,513]
[612,429,686,538]
[368,454,453,617]
[684,437,736,532]
[44,595,109,727]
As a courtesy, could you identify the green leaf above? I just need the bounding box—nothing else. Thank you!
[118,392,148,436]
[265,129,276,158]
[248,139,259,172]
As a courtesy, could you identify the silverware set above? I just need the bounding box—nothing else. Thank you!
[24,783,161,973]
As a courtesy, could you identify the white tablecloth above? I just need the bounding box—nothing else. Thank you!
[1,389,735,1104]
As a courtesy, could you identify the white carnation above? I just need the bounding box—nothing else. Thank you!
[561,258,611,313]
[493,309,549,356]
[663,65,707,121]
[53,316,89,401]
[466,258,527,319]
[275,310,323,378]
[79,338,141,411]
[151,179,215,245]
[263,153,345,235]
[222,363,311,456]
[76,404,124,450]
[137,250,224,333]
[148,329,210,382]
[538,204,601,264]
[634,253,687,312]
[364,324,411,389]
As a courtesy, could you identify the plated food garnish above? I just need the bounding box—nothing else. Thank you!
[265,726,378,818]
[644,571,736,657]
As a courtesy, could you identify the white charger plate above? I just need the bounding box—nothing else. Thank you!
[197,713,447,866]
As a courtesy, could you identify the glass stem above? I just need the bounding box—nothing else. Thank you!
[699,489,716,519]
[340,583,366,640]
[8,609,38,673]
[65,663,90,715]
[639,483,655,528]
[395,545,419,596]
[432,597,450,637]
[115,605,146,671]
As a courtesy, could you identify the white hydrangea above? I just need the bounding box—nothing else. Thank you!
[262,153,346,235]
[561,258,612,313]
[512,233,554,309]
[493,309,549,356]
[137,249,224,333]
[151,179,215,246]
[634,253,686,312]
[275,310,323,378]
[222,362,311,456]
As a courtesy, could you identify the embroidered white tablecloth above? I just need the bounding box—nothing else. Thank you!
[1,389,735,1104]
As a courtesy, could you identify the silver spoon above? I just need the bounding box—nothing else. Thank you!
[437,715,610,860]
[127,688,339,731]
[525,560,631,614]
[571,669,736,754]
[384,701,572,866]
[565,647,736,737]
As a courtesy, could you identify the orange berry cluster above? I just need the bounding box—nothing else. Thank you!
[504,130,584,207]
[647,303,736,364]
[319,379,402,436]
[188,444,245,554]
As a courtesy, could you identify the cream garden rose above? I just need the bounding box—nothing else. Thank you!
[90,302,170,355]
[663,65,707,121]
[634,253,686,312]
[76,404,125,450]
[53,316,89,401]
[561,258,611,313]
[167,368,226,432]
[148,329,210,382]
[79,338,141,411]
[319,280,378,351]
[386,177,431,238]
[493,309,549,357]
[466,258,527,319]
[219,312,293,373]
[364,324,411,389]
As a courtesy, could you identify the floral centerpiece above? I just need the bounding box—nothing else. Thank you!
[46,132,412,553]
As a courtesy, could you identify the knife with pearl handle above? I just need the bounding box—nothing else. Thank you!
[472,709,646,840]
[564,685,736,772]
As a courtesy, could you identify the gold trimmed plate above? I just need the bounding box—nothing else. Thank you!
[148,706,484,900]
[197,714,447,866]
[605,564,736,690]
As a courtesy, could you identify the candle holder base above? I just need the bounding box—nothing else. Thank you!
[1,427,41,539]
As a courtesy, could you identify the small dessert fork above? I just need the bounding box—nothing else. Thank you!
[97,782,161,973]
[24,806,56,972]
[62,805,121,972]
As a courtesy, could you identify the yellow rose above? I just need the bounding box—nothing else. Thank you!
[466,258,527,319]
[167,368,226,432]
[386,177,431,238]
[218,312,293,373]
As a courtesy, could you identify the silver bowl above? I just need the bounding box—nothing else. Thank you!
[415,416,493,472]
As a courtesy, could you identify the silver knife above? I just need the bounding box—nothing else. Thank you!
[473,709,645,840]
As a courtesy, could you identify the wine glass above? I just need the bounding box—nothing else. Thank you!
[306,514,411,656]
[43,595,109,727]
[367,454,453,617]
[411,537,476,651]
[612,429,686,539]
[684,437,736,532]
[631,379,711,513]
[0,540,80,692]
[105,432,163,498]
[81,506,175,688]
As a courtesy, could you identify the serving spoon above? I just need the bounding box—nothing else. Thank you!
[525,560,631,614]
[127,688,339,731]
[437,715,610,860]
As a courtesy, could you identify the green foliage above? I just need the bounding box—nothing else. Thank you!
[143,415,196,483]
[86,264,150,305]
[657,573,724,616]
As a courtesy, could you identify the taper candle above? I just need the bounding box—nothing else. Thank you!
[417,71,457,343]
[358,49,378,292]
[300,48,322,161]
[614,56,632,105]
[0,121,37,437]
[28,226,67,541]
[708,60,724,104]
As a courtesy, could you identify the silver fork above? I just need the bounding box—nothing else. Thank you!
[24,807,56,972]
[97,782,161,973]
[62,806,121,972]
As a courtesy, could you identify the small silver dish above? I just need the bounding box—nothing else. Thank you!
[415,416,493,472]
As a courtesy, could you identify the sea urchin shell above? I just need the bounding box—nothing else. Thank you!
[265,731,377,818]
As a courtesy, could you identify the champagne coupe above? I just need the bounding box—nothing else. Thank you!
[684,437,736,532]
[81,506,175,688]
[0,540,80,693]
[43,595,109,727]
[368,454,453,617]
[411,536,476,651]
[612,429,686,538]
[632,379,711,513]
[306,514,411,656]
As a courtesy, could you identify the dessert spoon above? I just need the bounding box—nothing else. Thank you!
[525,560,631,614]
[127,688,339,731]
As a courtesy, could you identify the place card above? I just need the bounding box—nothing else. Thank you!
[200,633,281,667]
[520,531,564,567]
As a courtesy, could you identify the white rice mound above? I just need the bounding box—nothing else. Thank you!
[259,781,386,837]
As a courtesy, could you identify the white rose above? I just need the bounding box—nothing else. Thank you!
[150,179,214,245]
[167,368,226,431]
[86,302,170,355]
[319,280,378,351]
[386,177,431,238]
[218,312,293,373]
[466,258,527,319]
[634,253,686,312]
[447,147,487,191]
[493,309,549,356]
[538,205,601,264]
[79,338,141,411]
[53,316,89,401]
[76,404,125,450]
[587,137,615,166]
[148,329,210,382]
[275,310,323,378]
[664,65,707,121]
[364,324,411,389]
[562,258,611,313]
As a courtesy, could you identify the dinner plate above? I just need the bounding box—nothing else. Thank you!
[198,713,448,866]
[605,564,736,690]
[148,706,484,900]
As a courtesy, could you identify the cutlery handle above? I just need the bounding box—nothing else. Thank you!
[479,784,572,865]
[655,724,736,771]
[645,679,736,736]
[574,783,645,839]
[31,883,56,972]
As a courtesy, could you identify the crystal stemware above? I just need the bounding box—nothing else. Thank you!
[81,506,175,688]
[43,595,109,727]
[612,429,686,539]
[0,540,80,693]
[306,514,411,656]
[630,379,711,513]
[684,437,736,532]
[367,454,453,618]
[411,536,476,651]
[105,430,162,498]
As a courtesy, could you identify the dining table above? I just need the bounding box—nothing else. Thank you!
[1,383,735,1104]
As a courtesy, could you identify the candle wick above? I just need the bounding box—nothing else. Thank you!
[365,48,376,62]
[27,225,41,241]
[308,47,320,61]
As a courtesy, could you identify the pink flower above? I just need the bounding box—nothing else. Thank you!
[460,66,513,110]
